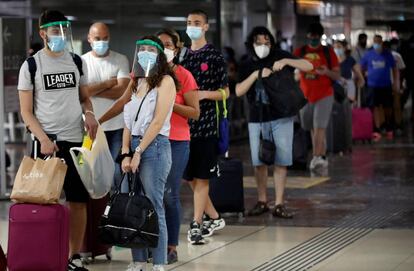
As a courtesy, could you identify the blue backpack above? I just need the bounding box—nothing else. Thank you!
[216,89,229,155]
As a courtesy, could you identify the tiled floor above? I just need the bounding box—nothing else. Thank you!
[1,129,414,270]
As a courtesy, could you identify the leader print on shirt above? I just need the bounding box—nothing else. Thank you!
[43,71,77,91]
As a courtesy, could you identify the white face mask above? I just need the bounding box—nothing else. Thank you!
[164,48,175,63]
[254,44,270,59]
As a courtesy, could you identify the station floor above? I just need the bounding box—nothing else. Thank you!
[1,131,414,271]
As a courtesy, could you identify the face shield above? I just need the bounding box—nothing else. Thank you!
[40,21,73,53]
[131,39,163,78]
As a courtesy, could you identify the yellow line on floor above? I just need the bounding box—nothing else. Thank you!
[243,176,330,189]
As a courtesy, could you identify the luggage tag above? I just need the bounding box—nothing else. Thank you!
[103,205,111,217]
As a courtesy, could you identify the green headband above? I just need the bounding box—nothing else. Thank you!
[136,39,164,52]
[40,20,71,29]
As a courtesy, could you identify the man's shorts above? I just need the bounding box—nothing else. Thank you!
[34,141,90,203]
[183,138,218,181]
[248,117,294,167]
[372,87,393,108]
[300,95,334,131]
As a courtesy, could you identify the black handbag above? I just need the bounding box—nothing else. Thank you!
[258,68,307,119]
[257,100,276,165]
[98,173,159,248]
[259,131,275,165]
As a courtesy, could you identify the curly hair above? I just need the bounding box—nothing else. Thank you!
[245,26,276,58]
[133,35,179,92]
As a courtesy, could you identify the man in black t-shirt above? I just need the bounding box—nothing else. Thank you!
[181,9,229,245]
[236,26,312,219]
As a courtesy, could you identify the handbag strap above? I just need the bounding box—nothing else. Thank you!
[117,172,147,196]
[133,90,151,123]
[257,68,274,143]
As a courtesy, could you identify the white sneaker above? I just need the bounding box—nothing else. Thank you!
[152,265,165,271]
[319,157,328,168]
[126,262,146,271]
[309,156,318,170]
[311,156,328,170]
[202,215,226,237]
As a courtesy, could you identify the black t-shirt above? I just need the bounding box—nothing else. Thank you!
[340,56,356,79]
[238,49,297,123]
[182,44,228,138]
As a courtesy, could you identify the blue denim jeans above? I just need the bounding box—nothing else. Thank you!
[104,129,126,192]
[164,140,190,246]
[130,135,171,265]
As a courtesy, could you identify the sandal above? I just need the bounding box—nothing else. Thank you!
[247,201,269,216]
[272,204,293,219]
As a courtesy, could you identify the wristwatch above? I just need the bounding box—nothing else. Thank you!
[135,146,142,155]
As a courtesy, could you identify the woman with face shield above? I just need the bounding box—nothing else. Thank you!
[156,29,200,264]
[99,32,199,266]
[236,26,313,219]
[119,36,178,271]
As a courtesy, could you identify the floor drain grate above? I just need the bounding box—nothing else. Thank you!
[251,206,403,271]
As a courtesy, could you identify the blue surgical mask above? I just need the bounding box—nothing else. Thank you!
[334,48,344,57]
[48,35,66,52]
[92,40,109,56]
[373,43,381,50]
[186,26,203,41]
[137,51,158,71]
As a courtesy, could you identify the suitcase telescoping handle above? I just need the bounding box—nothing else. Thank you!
[31,133,57,159]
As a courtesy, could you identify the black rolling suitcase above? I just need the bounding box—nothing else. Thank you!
[289,122,310,170]
[209,156,245,216]
[327,100,352,154]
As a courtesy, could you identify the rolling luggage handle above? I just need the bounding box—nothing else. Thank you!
[31,133,60,161]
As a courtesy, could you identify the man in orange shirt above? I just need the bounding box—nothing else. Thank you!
[294,23,340,171]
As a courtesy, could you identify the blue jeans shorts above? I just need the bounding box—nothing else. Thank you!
[248,117,294,167]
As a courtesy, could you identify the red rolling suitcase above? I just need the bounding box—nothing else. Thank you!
[80,195,112,262]
[7,203,69,271]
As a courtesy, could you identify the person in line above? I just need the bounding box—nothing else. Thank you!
[236,26,313,217]
[180,9,229,245]
[82,22,130,190]
[293,23,341,171]
[387,39,406,135]
[352,33,368,64]
[333,39,365,103]
[17,10,98,271]
[120,36,177,271]
[157,28,200,264]
[360,35,398,140]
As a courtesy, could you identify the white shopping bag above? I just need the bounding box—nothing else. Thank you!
[69,125,114,199]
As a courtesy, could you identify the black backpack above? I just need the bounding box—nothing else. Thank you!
[258,67,307,119]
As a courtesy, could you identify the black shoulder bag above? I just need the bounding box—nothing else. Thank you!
[258,67,307,119]
[98,173,159,248]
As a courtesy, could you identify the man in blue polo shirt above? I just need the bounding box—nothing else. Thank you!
[360,34,398,140]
